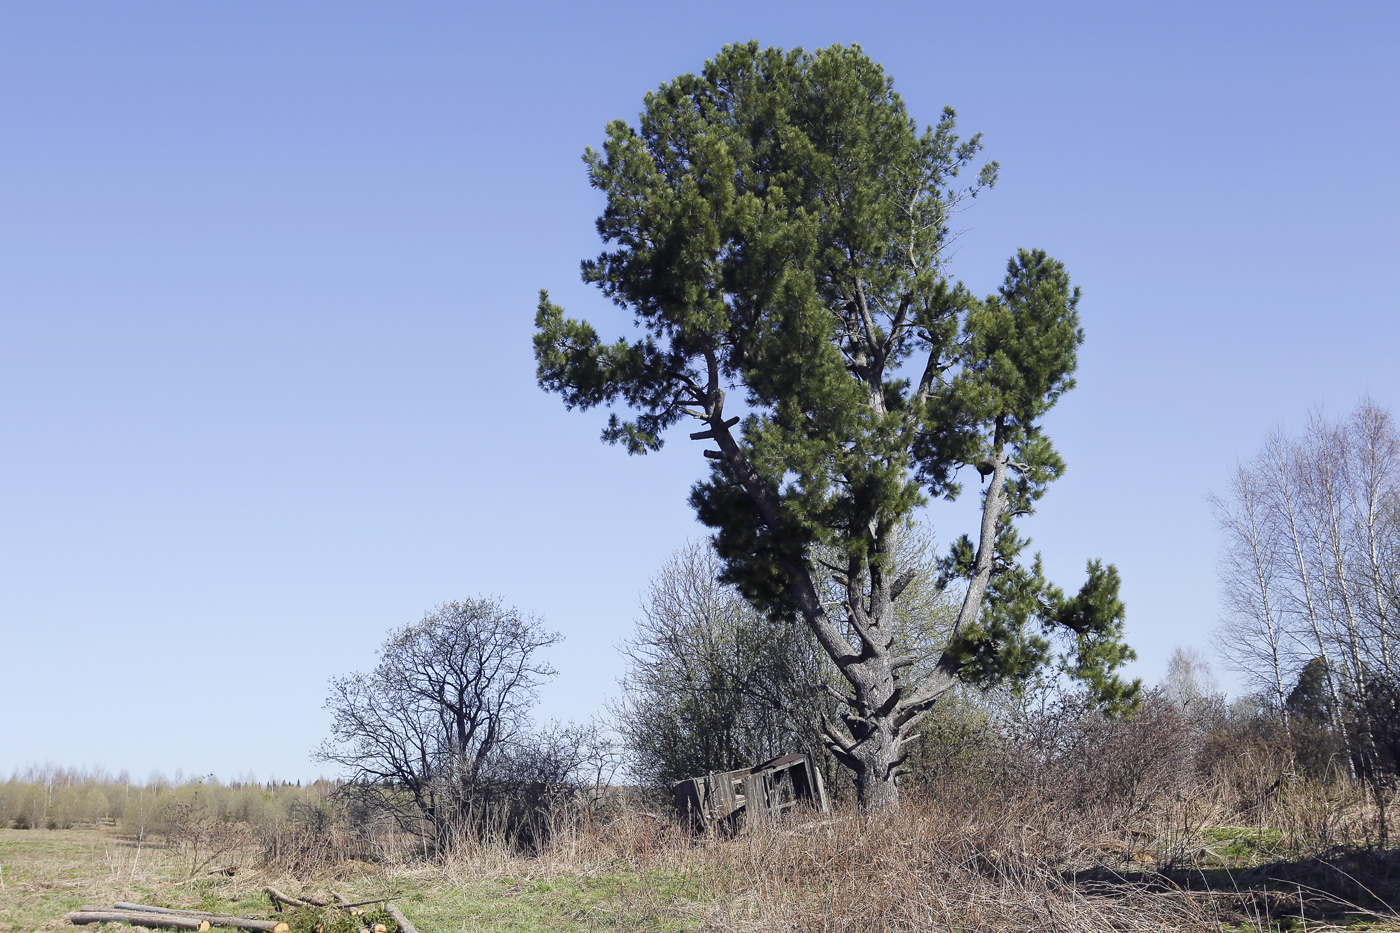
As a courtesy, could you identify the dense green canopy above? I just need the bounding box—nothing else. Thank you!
[536,41,1137,805]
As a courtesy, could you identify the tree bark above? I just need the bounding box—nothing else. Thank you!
[264,889,322,910]
[384,904,420,933]
[111,904,216,916]
[67,911,208,930]
[68,912,288,933]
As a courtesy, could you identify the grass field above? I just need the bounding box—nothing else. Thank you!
[0,823,715,933]
[3,802,1399,933]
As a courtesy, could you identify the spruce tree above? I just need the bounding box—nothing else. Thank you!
[535,42,1138,808]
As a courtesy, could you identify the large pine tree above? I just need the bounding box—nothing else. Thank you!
[535,42,1138,808]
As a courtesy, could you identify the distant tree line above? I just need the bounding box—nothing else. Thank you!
[0,764,334,835]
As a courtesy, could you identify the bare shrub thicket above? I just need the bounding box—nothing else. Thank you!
[897,665,1395,871]
[161,795,258,877]
[260,794,389,876]
[1002,688,1193,823]
[431,778,1225,932]
[419,679,1386,930]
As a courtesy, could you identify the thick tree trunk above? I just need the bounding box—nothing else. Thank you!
[849,721,901,810]
[701,374,1006,813]
[835,647,905,810]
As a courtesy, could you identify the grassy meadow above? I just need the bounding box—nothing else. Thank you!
[2,765,1398,933]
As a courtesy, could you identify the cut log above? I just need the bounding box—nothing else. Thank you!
[110,904,286,932]
[72,911,286,933]
[383,904,419,933]
[264,888,318,910]
[202,915,284,932]
[66,910,207,930]
[167,914,282,932]
[331,898,401,911]
[196,918,286,933]
[112,903,217,916]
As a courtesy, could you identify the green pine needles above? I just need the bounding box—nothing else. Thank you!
[535,41,1138,808]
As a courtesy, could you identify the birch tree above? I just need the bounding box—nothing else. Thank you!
[1213,399,1400,827]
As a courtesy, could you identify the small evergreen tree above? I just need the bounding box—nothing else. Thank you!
[1286,656,1335,728]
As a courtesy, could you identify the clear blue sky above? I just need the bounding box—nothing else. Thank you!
[3,1,1397,782]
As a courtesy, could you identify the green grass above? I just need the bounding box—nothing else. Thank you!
[390,874,705,933]
[1201,826,1289,867]
[0,826,712,932]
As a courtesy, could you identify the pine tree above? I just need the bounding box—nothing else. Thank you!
[535,42,1137,808]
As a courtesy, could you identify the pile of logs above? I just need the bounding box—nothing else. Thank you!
[64,903,291,932]
[64,890,417,933]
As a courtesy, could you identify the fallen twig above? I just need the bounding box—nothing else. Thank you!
[329,896,405,911]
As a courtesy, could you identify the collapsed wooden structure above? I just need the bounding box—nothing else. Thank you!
[671,752,829,831]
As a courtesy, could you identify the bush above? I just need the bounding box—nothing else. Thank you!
[992,687,1196,824]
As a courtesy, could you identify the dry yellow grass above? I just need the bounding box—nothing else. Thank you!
[4,787,1397,933]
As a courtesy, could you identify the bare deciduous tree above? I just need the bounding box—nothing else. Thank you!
[1162,646,1221,712]
[317,597,561,847]
[616,533,956,794]
[615,541,843,791]
[1211,464,1292,715]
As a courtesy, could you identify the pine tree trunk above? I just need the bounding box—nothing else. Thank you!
[839,650,905,811]
[851,725,901,811]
